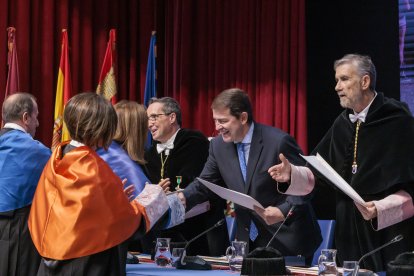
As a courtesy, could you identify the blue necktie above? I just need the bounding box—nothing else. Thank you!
[237,143,258,241]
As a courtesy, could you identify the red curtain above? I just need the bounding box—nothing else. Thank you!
[0,0,307,152]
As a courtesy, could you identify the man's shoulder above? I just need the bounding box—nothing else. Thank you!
[175,128,209,145]
[253,123,290,139]
[1,129,49,151]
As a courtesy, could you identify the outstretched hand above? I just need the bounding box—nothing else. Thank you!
[122,179,136,202]
[268,153,292,183]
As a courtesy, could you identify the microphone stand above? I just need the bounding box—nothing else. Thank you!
[266,206,295,248]
[357,234,403,268]
[180,219,225,265]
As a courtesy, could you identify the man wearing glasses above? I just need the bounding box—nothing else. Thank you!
[142,97,229,257]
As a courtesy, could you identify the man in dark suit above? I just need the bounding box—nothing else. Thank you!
[178,88,321,264]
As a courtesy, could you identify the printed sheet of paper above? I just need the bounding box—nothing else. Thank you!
[300,153,366,205]
[197,177,264,210]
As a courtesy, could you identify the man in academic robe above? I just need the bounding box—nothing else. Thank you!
[144,97,229,256]
[269,54,414,272]
[178,89,322,264]
[0,93,51,276]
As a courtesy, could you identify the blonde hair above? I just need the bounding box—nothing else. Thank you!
[64,92,117,149]
[113,100,147,164]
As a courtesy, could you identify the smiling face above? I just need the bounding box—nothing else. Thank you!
[212,107,249,143]
[334,63,371,113]
[147,102,177,143]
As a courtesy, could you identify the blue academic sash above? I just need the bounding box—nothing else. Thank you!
[0,130,51,212]
[97,141,149,197]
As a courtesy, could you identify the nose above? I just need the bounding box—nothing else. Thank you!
[214,121,223,131]
[335,80,341,92]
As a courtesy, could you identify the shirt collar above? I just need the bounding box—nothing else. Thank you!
[3,122,26,133]
[156,128,180,155]
[235,122,254,145]
[350,92,377,123]
[69,140,85,147]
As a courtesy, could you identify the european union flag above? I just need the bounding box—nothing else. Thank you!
[144,32,157,148]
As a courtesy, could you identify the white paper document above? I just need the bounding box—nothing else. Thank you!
[300,153,366,205]
[197,177,264,210]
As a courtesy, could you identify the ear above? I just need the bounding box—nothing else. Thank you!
[240,112,248,124]
[361,75,370,90]
[169,112,176,124]
[22,112,30,125]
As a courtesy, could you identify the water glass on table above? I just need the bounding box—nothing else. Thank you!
[154,238,172,267]
[342,261,359,276]
[171,247,185,266]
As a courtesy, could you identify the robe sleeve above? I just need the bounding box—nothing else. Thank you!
[277,164,315,196]
[372,190,414,230]
[132,184,170,231]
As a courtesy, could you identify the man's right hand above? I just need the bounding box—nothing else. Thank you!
[177,192,186,209]
[268,153,292,183]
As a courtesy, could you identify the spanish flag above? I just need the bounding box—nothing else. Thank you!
[52,30,72,151]
[96,29,117,102]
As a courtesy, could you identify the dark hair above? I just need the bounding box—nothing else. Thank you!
[211,88,253,124]
[2,93,37,123]
[148,97,182,126]
[334,54,377,90]
[63,92,117,149]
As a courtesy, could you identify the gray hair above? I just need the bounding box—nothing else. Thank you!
[148,97,182,127]
[2,93,37,123]
[334,54,376,90]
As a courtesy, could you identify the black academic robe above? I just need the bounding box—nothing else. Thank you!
[313,93,414,271]
[144,129,229,256]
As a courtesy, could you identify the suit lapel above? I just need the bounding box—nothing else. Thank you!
[244,124,263,193]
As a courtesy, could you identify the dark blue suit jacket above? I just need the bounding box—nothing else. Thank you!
[183,123,322,258]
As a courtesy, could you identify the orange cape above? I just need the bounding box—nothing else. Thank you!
[28,143,147,260]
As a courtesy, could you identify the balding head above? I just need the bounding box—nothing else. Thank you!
[2,93,39,137]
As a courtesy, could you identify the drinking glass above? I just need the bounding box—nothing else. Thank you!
[154,238,171,267]
[342,261,359,276]
[318,249,338,275]
[171,247,185,266]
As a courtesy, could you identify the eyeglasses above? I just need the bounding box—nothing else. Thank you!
[147,113,170,122]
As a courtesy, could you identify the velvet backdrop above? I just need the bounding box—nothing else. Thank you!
[0,0,307,153]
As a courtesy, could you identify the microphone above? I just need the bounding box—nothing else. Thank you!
[176,219,225,270]
[266,205,295,247]
[357,234,403,267]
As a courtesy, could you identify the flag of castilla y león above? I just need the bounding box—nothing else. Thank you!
[96,29,117,102]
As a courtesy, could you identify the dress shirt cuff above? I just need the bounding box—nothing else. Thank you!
[279,165,315,196]
[372,190,414,230]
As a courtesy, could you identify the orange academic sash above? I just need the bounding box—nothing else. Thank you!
[28,143,147,260]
